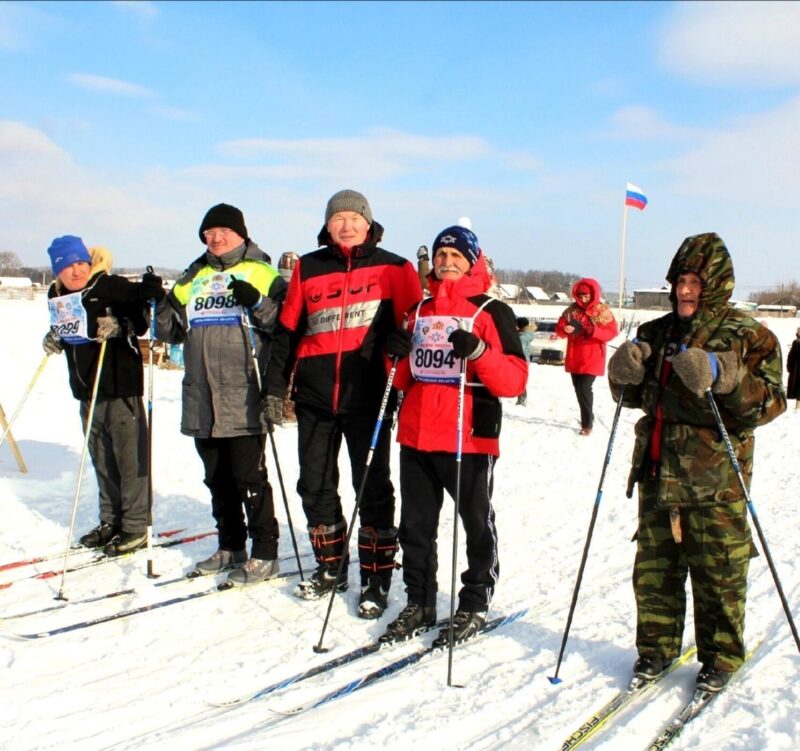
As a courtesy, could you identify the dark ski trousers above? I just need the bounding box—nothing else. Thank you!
[294,402,395,531]
[81,396,148,534]
[570,373,596,429]
[194,434,279,560]
[399,447,499,613]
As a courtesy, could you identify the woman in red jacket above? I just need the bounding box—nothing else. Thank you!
[556,277,618,435]
[380,225,527,646]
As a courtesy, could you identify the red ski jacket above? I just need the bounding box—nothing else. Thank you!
[556,277,618,376]
[394,255,527,456]
[266,221,422,414]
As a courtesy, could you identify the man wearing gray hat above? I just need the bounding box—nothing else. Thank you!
[264,189,422,618]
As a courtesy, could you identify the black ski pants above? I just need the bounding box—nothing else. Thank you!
[294,403,395,531]
[194,434,279,560]
[570,373,596,429]
[399,447,499,613]
[81,396,148,534]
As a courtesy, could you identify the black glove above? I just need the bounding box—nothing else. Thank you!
[448,329,486,360]
[385,329,412,358]
[228,278,261,308]
[140,272,165,302]
[567,319,583,335]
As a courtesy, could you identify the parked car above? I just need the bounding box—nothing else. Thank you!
[528,320,566,364]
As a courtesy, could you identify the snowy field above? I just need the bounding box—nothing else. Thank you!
[1,296,798,751]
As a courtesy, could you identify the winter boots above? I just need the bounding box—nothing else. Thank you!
[357,526,398,619]
[379,603,438,644]
[105,530,147,557]
[294,521,349,600]
[696,664,733,692]
[79,522,118,549]
[226,557,280,587]
[633,655,672,681]
[432,610,487,649]
[193,548,248,576]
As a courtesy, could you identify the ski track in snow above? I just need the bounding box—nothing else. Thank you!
[1,298,799,751]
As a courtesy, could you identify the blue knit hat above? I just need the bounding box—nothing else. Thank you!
[432,225,480,267]
[47,235,92,275]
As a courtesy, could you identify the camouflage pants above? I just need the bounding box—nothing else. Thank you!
[633,489,756,671]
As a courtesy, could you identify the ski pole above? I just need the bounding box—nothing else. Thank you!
[145,267,159,579]
[313,355,400,654]
[266,417,304,582]
[0,355,50,449]
[240,301,304,581]
[705,389,800,654]
[57,336,109,601]
[549,317,635,684]
[446,318,469,688]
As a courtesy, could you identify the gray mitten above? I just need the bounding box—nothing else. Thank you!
[96,315,122,341]
[672,348,738,397]
[608,340,651,385]
[671,348,712,397]
[261,394,284,427]
[711,351,739,395]
[42,330,64,356]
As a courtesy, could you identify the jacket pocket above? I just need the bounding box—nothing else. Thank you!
[471,389,501,439]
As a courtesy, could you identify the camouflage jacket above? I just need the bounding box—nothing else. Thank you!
[610,233,786,507]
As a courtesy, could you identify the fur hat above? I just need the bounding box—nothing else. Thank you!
[198,203,248,244]
[47,235,92,275]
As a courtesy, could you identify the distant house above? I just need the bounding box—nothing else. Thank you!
[525,286,550,302]
[498,283,521,302]
[756,304,797,317]
[633,287,671,310]
[551,292,570,302]
[0,276,34,299]
[0,276,33,287]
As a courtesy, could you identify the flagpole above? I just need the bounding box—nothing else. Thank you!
[618,198,629,321]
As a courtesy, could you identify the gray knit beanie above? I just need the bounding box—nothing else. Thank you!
[324,189,373,225]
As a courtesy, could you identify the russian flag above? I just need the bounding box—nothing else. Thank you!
[625,182,648,210]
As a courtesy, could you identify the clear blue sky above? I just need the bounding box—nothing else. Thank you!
[2,1,798,295]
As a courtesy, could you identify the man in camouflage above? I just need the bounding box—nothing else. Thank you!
[608,232,786,692]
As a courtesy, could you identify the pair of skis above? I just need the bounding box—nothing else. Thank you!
[559,640,762,751]
[203,608,528,717]
[0,529,216,590]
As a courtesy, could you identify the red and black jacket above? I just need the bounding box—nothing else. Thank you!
[265,221,422,415]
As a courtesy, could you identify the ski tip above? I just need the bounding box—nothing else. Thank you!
[548,676,563,685]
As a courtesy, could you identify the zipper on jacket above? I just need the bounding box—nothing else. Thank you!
[331,254,352,414]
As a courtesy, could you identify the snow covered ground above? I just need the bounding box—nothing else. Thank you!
[1,296,798,751]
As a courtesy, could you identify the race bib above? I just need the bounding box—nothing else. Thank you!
[409,315,462,384]
[48,292,91,344]
[186,273,244,328]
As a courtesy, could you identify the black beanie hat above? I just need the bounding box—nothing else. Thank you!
[198,203,248,244]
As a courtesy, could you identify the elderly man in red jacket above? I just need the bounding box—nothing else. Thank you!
[380,225,528,646]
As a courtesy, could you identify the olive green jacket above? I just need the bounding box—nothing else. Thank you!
[610,233,786,507]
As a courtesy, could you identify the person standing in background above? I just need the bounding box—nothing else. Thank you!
[515,317,536,406]
[556,278,618,435]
